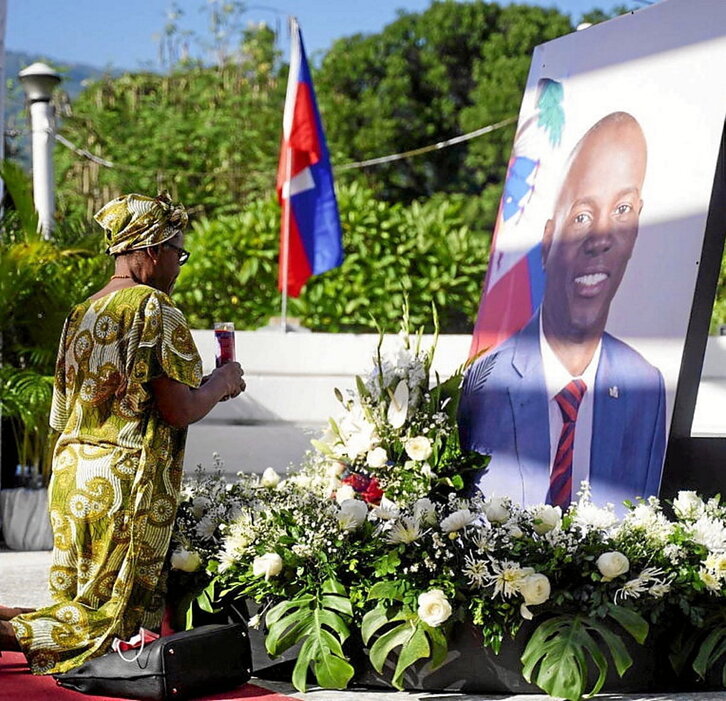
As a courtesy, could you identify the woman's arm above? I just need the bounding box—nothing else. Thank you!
[150,361,245,428]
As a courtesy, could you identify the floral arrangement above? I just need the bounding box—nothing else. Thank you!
[169,320,726,701]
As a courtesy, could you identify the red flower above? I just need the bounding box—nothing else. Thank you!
[362,477,383,505]
[341,472,383,505]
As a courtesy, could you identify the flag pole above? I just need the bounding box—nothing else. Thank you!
[280,15,297,334]
[281,139,293,333]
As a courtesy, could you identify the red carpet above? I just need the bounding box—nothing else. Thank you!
[0,651,297,700]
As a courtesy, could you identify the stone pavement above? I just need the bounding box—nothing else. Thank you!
[1,548,725,701]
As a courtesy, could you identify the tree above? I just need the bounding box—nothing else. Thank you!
[54,23,286,222]
[316,1,572,201]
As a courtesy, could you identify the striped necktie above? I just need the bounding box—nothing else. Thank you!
[547,378,587,510]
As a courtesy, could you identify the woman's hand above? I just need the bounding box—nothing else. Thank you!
[211,361,246,401]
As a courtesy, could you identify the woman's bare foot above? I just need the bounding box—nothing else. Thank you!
[0,606,35,621]
[0,620,21,651]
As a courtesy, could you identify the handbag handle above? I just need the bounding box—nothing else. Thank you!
[115,633,146,663]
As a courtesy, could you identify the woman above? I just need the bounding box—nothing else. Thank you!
[0,193,245,674]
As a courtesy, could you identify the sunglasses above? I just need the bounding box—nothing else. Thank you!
[163,241,190,265]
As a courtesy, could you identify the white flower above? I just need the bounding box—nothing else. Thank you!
[519,573,551,605]
[440,509,475,533]
[507,524,524,539]
[597,551,630,581]
[170,548,202,572]
[195,515,217,540]
[649,582,672,598]
[572,501,618,533]
[260,467,281,488]
[372,496,400,521]
[673,490,706,521]
[191,496,211,519]
[335,484,356,504]
[690,515,726,552]
[387,380,409,429]
[417,589,452,627]
[463,555,489,588]
[488,561,534,598]
[704,552,726,580]
[387,517,422,544]
[531,504,562,535]
[366,447,388,468]
[336,499,368,531]
[699,567,721,593]
[615,568,666,603]
[405,436,433,462]
[484,497,510,525]
[518,573,551,619]
[252,553,283,580]
[248,614,261,629]
[413,498,437,526]
[325,461,346,478]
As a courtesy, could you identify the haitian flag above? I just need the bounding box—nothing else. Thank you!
[276,18,343,297]
[469,79,565,358]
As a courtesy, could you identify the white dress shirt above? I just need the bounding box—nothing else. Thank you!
[539,317,602,494]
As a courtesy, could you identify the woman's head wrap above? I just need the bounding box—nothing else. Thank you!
[94,192,188,256]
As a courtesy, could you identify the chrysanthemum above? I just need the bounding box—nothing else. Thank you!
[387,517,422,544]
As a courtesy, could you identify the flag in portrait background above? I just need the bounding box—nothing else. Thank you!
[469,78,565,358]
[276,17,343,299]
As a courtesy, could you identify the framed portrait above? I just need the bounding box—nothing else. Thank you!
[460,0,726,510]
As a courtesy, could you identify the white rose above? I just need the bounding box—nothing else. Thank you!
[531,504,562,535]
[519,573,551,605]
[484,497,510,525]
[405,436,433,462]
[335,484,356,504]
[597,551,630,581]
[507,525,524,539]
[337,499,368,531]
[170,548,202,573]
[191,496,211,519]
[252,552,283,580]
[366,447,388,469]
[673,491,705,521]
[260,467,281,488]
[413,498,437,526]
[440,509,475,533]
[417,589,452,627]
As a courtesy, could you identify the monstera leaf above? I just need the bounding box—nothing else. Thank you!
[265,578,355,692]
[361,582,448,690]
[521,605,648,701]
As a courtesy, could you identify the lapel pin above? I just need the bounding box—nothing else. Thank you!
[609,386,619,399]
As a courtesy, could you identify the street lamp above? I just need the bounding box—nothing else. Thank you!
[18,62,61,237]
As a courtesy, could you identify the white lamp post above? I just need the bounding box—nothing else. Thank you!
[18,62,61,237]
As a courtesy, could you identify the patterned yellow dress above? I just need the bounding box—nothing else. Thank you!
[12,285,203,675]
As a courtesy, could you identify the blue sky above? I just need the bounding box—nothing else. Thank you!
[7,0,651,70]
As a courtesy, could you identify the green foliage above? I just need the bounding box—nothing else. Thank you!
[318,1,572,202]
[174,182,490,333]
[54,23,285,221]
[0,161,109,482]
[265,578,355,692]
[692,621,726,685]
[521,606,648,701]
[362,596,448,690]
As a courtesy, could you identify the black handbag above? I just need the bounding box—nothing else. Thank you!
[54,623,252,700]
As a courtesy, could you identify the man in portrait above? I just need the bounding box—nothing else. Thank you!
[458,111,666,510]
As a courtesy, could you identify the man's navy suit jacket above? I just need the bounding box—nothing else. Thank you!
[458,313,666,510]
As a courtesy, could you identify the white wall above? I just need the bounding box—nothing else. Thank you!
[185,331,726,474]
